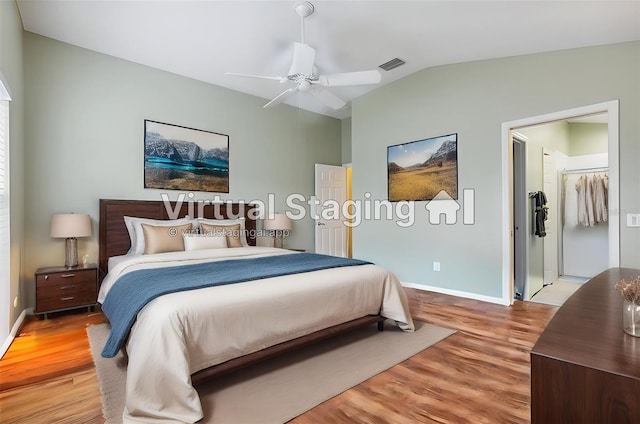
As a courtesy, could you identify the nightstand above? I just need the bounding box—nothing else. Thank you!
[34,264,98,319]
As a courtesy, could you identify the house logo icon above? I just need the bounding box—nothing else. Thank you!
[424,189,475,225]
[425,190,460,224]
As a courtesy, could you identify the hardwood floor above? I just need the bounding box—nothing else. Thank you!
[0,311,107,424]
[0,289,557,424]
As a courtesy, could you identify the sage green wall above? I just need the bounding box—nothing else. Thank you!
[341,117,352,164]
[352,41,640,298]
[24,32,341,308]
[1,0,25,332]
[569,122,608,156]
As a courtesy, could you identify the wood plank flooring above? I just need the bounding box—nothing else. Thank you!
[0,289,557,424]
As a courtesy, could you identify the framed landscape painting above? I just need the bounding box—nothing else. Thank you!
[144,120,229,193]
[387,133,458,201]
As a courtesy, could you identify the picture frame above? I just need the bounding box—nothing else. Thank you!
[387,133,458,201]
[144,120,229,193]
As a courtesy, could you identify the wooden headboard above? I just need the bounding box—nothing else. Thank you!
[99,199,257,280]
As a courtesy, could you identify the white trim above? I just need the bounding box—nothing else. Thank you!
[0,308,32,359]
[0,99,10,347]
[401,281,511,306]
[501,100,620,306]
[0,76,12,101]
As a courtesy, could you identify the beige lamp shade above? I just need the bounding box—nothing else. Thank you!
[50,213,92,268]
[50,214,92,238]
[263,213,292,230]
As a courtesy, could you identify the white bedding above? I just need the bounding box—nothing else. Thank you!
[99,247,414,424]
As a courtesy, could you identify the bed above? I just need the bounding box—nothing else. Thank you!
[98,199,414,424]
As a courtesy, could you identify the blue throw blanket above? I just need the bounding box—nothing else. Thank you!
[101,253,371,358]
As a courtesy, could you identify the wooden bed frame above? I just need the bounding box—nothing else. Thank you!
[98,198,384,384]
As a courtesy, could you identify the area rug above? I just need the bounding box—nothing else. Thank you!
[87,320,454,424]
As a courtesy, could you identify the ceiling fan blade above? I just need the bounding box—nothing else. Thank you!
[309,87,346,110]
[316,70,382,87]
[263,87,297,108]
[226,72,284,82]
[287,42,316,77]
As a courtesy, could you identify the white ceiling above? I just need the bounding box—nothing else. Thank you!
[17,0,640,119]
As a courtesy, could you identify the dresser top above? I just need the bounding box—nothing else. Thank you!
[532,267,640,380]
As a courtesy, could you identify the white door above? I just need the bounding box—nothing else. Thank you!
[314,164,347,257]
[543,149,558,285]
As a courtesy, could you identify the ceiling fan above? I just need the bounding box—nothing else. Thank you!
[226,1,381,110]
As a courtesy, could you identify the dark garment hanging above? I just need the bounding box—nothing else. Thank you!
[533,191,548,237]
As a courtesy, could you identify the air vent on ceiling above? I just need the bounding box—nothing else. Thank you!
[378,58,406,71]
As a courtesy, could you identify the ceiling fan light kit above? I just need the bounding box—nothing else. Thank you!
[226,1,381,111]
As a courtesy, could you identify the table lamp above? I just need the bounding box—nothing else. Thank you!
[263,213,292,248]
[50,213,92,267]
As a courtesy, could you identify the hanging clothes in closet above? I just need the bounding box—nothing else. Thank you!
[593,174,608,223]
[533,191,548,237]
[575,173,608,226]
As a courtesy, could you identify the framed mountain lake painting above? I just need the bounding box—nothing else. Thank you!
[144,120,229,193]
[387,133,458,201]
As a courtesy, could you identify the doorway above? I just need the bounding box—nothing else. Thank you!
[501,101,620,305]
[515,116,610,304]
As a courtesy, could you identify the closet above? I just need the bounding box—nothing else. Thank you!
[561,164,609,278]
[516,117,609,299]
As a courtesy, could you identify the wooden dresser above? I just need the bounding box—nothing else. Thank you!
[34,264,98,319]
[531,268,640,423]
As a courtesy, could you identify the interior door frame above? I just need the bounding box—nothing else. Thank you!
[501,100,620,305]
[512,136,528,301]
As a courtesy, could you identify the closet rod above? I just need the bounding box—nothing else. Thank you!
[561,167,609,174]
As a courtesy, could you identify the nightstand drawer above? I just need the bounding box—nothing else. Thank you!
[36,269,95,287]
[36,287,96,312]
[36,279,96,298]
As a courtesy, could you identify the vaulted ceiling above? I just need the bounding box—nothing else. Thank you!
[17,0,640,119]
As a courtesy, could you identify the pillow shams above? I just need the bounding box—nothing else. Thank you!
[197,218,249,247]
[183,233,228,251]
[200,222,243,248]
[124,216,193,255]
[142,222,193,255]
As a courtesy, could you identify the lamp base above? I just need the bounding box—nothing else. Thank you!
[65,237,79,268]
[273,232,284,249]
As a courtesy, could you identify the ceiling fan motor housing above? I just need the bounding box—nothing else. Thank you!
[294,1,315,18]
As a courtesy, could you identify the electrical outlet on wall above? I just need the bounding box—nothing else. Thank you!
[627,214,640,228]
[433,261,441,272]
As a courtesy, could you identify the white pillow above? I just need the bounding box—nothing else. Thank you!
[195,218,249,247]
[183,233,228,251]
[124,216,194,255]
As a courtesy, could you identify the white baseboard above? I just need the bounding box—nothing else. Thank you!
[0,308,33,359]
[401,281,511,306]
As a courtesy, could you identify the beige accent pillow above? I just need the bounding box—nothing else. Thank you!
[142,223,193,254]
[200,222,243,248]
[124,216,194,255]
[195,218,249,246]
[183,233,228,251]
